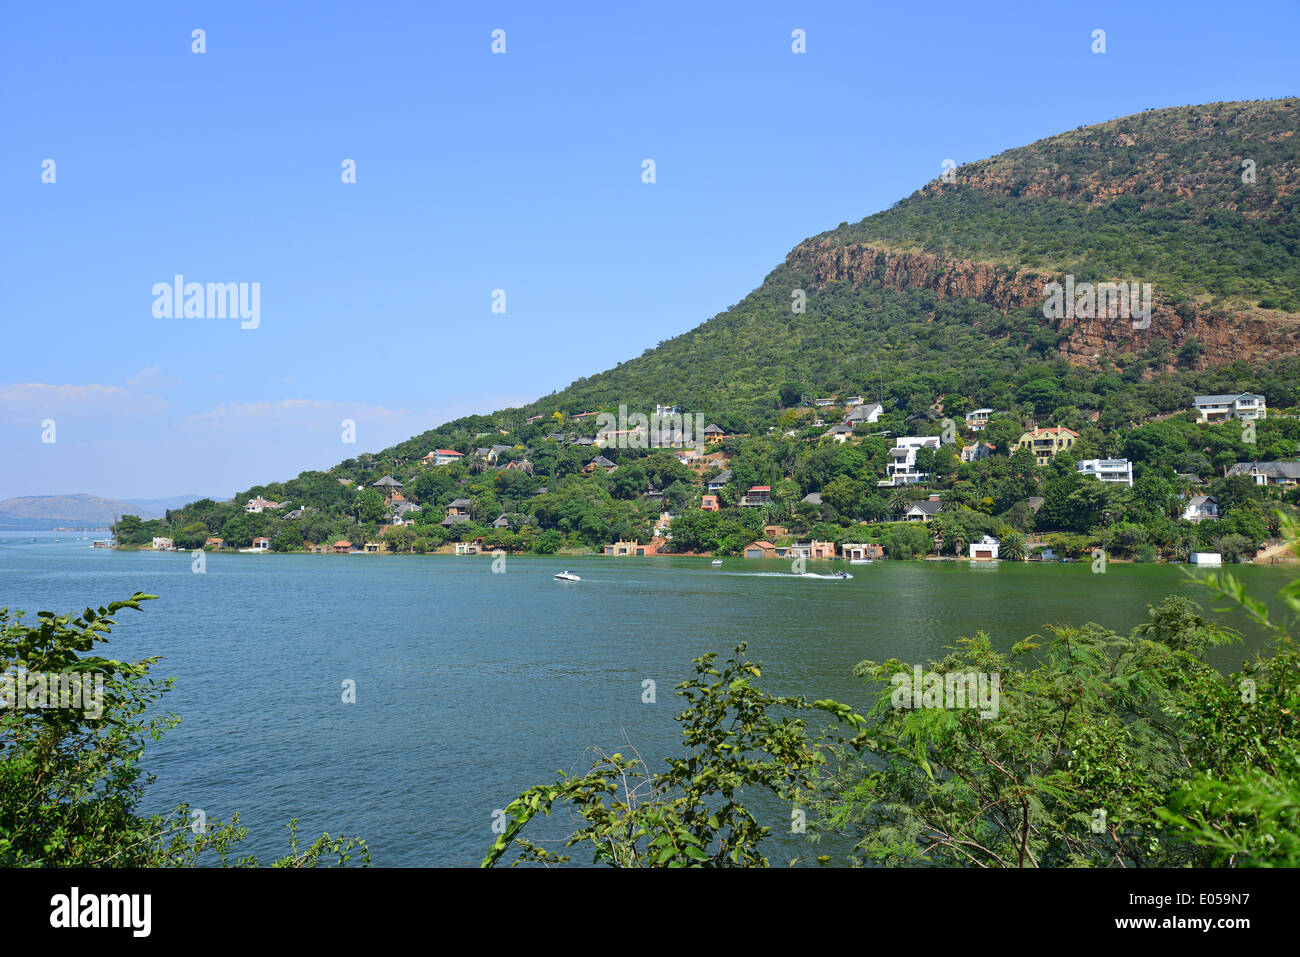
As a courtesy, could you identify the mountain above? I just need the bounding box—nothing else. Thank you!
[0,494,156,529]
[394,97,1293,436]
[192,99,1300,494]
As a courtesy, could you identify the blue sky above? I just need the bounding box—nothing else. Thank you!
[2,1,1295,500]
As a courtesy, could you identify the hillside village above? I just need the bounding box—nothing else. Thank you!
[117,386,1300,564]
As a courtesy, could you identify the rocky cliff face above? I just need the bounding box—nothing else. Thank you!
[785,238,1300,368]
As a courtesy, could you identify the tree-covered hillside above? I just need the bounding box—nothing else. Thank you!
[127,99,1300,560]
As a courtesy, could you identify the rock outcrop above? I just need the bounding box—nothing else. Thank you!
[785,239,1300,368]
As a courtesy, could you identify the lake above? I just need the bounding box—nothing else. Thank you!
[1,534,1293,866]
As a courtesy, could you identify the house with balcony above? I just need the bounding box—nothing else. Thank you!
[903,497,944,522]
[1193,393,1266,424]
[1015,426,1079,466]
[879,436,942,486]
[741,485,771,507]
[965,408,994,431]
[1226,461,1300,487]
[1181,495,1219,523]
[423,449,464,466]
[1076,458,1134,487]
[706,469,733,493]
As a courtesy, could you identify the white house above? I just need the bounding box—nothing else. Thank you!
[824,423,855,444]
[1077,458,1134,487]
[880,436,942,486]
[1193,393,1266,424]
[969,535,1000,561]
[1181,495,1218,523]
[903,498,944,522]
[243,496,282,514]
[424,449,464,466]
[845,403,884,425]
[965,408,994,431]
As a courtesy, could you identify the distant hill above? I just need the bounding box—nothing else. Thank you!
[0,494,160,529]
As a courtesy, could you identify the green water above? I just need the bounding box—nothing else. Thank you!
[1,537,1292,865]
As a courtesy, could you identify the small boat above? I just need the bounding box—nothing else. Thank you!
[711,559,723,566]
[849,559,873,565]
[832,571,854,579]
[554,570,581,582]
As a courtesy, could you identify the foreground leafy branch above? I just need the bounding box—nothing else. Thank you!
[0,594,368,867]
[482,643,865,867]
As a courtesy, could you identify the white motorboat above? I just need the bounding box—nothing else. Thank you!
[849,559,872,565]
[711,559,723,566]
[554,570,581,582]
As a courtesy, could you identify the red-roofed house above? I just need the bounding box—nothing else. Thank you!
[741,485,771,507]
[424,449,464,466]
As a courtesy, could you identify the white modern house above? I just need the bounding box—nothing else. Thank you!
[1077,458,1134,487]
[1181,495,1219,523]
[965,408,994,431]
[1193,393,1266,424]
[969,535,1000,561]
[880,436,942,486]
